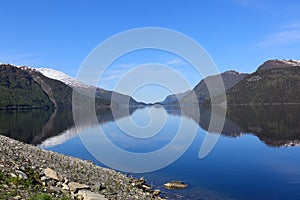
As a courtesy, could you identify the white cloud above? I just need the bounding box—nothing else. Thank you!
[281,22,300,29]
[114,63,137,69]
[259,22,300,46]
[101,75,122,81]
[165,58,185,65]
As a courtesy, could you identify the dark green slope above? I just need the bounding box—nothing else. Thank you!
[0,64,112,109]
[0,65,53,108]
[28,69,73,108]
[225,61,300,104]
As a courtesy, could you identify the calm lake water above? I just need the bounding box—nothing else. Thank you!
[1,105,300,200]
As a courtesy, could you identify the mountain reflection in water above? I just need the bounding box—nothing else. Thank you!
[175,105,300,147]
[0,105,299,148]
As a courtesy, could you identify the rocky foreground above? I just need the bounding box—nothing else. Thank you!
[0,135,163,200]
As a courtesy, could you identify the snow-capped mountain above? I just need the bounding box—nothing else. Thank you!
[257,59,300,71]
[35,67,140,105]
[35,68,88,88]
[281,59,300,66]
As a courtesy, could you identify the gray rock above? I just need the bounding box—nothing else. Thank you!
[141,184,151,192]
[41,176,47,181]
[62,183,70,191]
[43,167,60,181]
[15,170,28,179]
[75,194,84,200]
[153,189,161,196]
[49,186,62,194]
[133,177,146,187]
[56,181,63,187]
[70,191,75,199]
[46,179,57,187]
[164,181,188,189]
[77,189,107,200]
[68,182,90,193]
[64,177,69,184]
[12,195,21,200]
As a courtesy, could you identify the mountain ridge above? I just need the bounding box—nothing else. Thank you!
[257,59,300,71]
[208,59,300,105]
[0,64,113,109]
[1,59,299,108]
[35,67,141,105]
[161,70,248,105]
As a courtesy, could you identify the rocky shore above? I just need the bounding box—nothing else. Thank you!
[0,135,163,200]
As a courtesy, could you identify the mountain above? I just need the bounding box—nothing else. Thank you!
[0,64,52,108]
[164,70,248,105]
[0,64,111,109]
[36,67,140,105]
[218,60,300,105]
[257,59,300,71]
[36,68,88,88]
[0,64,72,108]
[161,90,190,104]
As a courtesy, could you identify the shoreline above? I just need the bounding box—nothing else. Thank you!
[0,135,163,200]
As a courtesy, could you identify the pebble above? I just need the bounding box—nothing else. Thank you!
[62,183,70,191]
[15,170,28,179]
[41,176,47,181]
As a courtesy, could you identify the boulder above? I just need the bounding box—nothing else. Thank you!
[68,182,90,193]
[153,189,161,195]
[43,167,59,181]
[77,190,107,200]
[133,177,146,187]
[164,181,188,189]
[141,184,151,192]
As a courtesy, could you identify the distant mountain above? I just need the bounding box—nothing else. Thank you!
[217,60,300,105]
[161,90,190,105]
[169,70,248,105]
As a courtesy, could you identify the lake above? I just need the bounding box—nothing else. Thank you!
[1,105,300,200]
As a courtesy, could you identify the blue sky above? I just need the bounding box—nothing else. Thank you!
[1,0,300,102]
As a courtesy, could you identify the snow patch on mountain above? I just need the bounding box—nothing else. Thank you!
[280,59,300,66]
[35,68,88,88]
[223,70,242,75]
